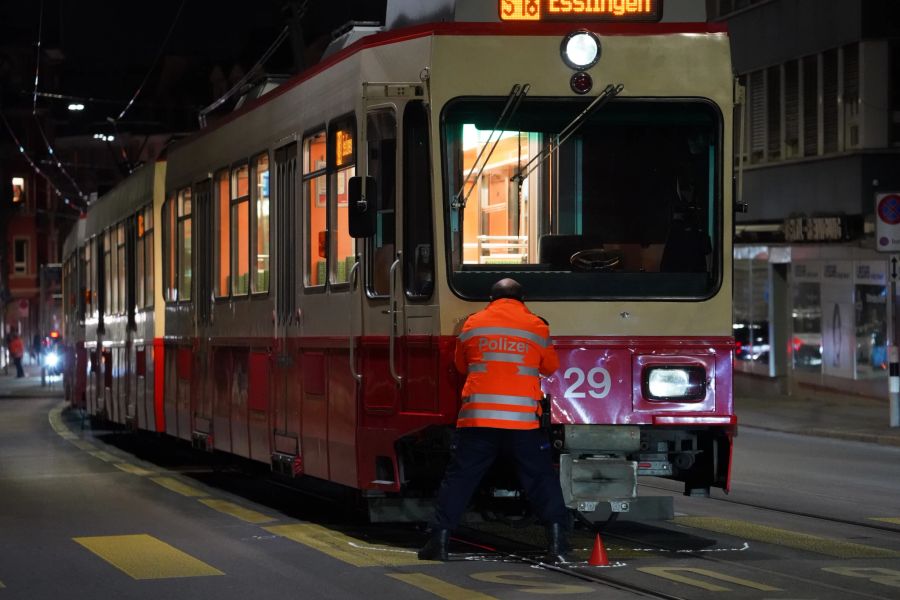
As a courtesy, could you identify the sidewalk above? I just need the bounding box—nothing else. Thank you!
[735,376,900,447]
[0,363,65,399]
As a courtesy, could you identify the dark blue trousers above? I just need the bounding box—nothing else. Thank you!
[432,427,569,530]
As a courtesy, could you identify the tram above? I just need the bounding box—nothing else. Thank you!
[63,0,737,522]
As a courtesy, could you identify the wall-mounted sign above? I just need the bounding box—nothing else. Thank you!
[783,215,853,243]
[875,192,900,252]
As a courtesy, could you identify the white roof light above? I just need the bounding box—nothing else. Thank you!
[561,30,600,70]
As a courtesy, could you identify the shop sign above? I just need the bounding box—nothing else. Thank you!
[822,261,852,283]
[792,261,821,282]
[854,261,887,285]
[875,192,900,252]
[784,215,848,243]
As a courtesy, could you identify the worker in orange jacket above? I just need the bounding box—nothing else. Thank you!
[9,332,25,378]
[418,278,571,563]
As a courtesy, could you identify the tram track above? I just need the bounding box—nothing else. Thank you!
[640,481,900,534]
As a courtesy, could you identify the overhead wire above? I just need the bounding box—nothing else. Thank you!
[30,0,87,205]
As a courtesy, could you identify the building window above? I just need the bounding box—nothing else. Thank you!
[766,66,781,161]
[231,165,250,295]
[748,70,765,163]
[843,43,860,149]
[13,238,29,274]
[214,169,230,297]
[303,130,327,287]
[822,49,839,154]
[802,55,819,157]
[892,41,900,146]
[252,153,270,293]
[784,60,800,158]
[11,176,25,205]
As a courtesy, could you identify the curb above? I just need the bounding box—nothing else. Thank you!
[741,424,900,448]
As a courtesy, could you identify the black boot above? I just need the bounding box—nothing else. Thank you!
[418,529,450,561]
[544,522,571,563]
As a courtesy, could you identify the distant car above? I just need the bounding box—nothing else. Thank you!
[733,322,770,362]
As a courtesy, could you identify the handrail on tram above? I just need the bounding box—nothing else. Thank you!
[388,253,403,385]
[348,261,362,383]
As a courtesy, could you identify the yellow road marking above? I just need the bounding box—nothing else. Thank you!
[674,516,900,558]
[72,440,94,451]
[114,463,155,476]
[387,574,497,599]
[150,476,207,497]
[89,450,119,462]
[199,499,275,524]
[871,517,900,525]
[73,534,223,580]
[265,523,425,567]
[638,567,780,592]
[0,579,4,588]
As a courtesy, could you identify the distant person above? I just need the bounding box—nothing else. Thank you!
[418,278,571,563]
[10,333,25,378]
[32,333,41,365]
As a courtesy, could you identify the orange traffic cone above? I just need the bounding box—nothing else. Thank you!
[588,533,609,566]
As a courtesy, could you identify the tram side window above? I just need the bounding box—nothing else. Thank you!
[303,130,327,287]
[365,110,397,297]
[252,153,270,293]
[137,212,145,309]
[84,242,93,317]
[117,222,126,314]
[231,165,250,295]
[331,119,356,285]
[404,101,434,300]
[214,169,230,297]
[177,187,192,301]
[143,206,154,308]
[104,229,114,316]
[164,194,177,302]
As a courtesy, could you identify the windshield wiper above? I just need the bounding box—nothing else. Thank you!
[510,83,623,184]
[452,83,530,209]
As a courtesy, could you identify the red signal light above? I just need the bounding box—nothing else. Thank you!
[570,71,593,94]
[49,330,60,339]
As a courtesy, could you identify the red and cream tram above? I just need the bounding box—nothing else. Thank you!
[63,0,736,522]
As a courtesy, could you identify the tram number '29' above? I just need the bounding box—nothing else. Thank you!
[563,367,612,399]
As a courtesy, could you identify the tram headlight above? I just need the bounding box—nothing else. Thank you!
[561,30,600,70]
[643,366,707,401]
[45,351,60,369]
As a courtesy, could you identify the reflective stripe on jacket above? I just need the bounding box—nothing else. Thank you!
[454,298,559,430]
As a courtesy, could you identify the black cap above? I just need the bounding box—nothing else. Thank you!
[490,278,524,302]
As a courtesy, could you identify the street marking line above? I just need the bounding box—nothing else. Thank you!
[387,574,497,599]
[674,516,900,558]
[72,440,94,451]
[198,499,275,524]
[264,523,425,567]
[89,450,119,462]
[73,534,223,580]
[150,476,208,498]
[871,517,900,525]
[638,567,780,592]
[0,579,4,588]
[114,463,155,476]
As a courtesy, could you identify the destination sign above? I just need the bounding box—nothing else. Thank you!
[500,0,661,22]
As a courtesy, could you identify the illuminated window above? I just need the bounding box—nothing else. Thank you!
[253,153,270,293]
[136,205,154,309]
[104,230,114,315]
[177,187,192,301]
[164,195,177,302]
[144,206,154,308]
[331,120,355,285]
[11,176,24,204]
[13,238,29,274]
[231,165,250,295]
[303,130,327,287]
[214,170,230,297]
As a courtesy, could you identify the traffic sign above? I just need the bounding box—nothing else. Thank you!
[876,192,900,252]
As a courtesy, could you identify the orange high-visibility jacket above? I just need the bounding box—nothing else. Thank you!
[9,337,24,359]
[454,298,560,429]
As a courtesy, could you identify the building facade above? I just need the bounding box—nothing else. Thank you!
[714,0,900,396]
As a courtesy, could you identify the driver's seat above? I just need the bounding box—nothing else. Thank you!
[538,234,606,269]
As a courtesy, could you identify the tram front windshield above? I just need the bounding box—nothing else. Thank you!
[442,98,721,300]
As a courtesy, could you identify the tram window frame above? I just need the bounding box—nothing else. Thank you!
[176,186,193,303]
[364,109,397,299]
[117,221,126,315]
[84,241,93,318]
[231,163,251,296]
[143,205,154,309]
[328,113,356,289]
[104,228,114,316]
[163,193,177,303]
[251,151,271,296]
[136,210,146,310]
[302,128,328,291]
[77,247,86,322]
[440,96,724,301]
[214,169,230,299]
[403,101,434,301]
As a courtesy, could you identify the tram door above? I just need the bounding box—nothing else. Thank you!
[356,101,438,414]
